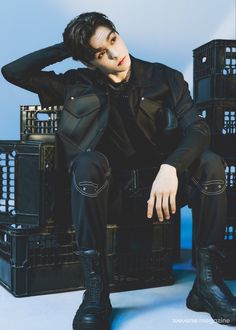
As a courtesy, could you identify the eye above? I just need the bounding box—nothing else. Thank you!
[98,50,106,59]
[111,36,116,44]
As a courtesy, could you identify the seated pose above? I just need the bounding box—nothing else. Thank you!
[2,11,236,329]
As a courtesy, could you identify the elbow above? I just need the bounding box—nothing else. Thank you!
[189,119,211,137]
[201,120,211,145]
[1,65,9,79]
[184,119,211,148]
[1,64,15,82]
[1,63,22,84]
[195,120,211,148]
[204,129,211,149]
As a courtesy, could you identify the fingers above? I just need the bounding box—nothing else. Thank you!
[155,193,176,221]
[147,192,176,221]
[170,192,176,214]
[155,193,164,221]
[147,168,178,221]
[160,192,176,220]
[162,193,170,220]
[147,192,155,219]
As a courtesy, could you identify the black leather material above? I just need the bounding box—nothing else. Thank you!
[72,249,112,330]
[1,44,211,175]
[186,245,236,325]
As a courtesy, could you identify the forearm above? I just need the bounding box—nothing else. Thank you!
[163,120,210,175]
[1,42,71,83]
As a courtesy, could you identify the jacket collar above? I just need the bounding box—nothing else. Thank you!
[129,54,155,87]
[130,55,165,87]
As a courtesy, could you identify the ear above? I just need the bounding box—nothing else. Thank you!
[80,60,96,70]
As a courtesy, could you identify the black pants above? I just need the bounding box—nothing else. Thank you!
[70,149,227,252]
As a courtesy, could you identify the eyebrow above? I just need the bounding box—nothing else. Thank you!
[94,30,115,53]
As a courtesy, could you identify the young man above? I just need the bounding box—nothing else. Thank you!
[2,12,236,330]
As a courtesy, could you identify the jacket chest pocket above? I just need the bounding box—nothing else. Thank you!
[58,93,101,149]
[134,97,164,145]
[139,97,163,123]
[137,96,181,153]
[64,94,100,118]
[139,96,179,132]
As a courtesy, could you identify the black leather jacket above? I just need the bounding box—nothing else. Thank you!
[1,43,210,174]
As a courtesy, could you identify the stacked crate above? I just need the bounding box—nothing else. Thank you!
[193,39,236,279]
[0,105,71,229]
[0,104,180,296]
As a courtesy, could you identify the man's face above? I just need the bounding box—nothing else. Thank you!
[88,26,131,77]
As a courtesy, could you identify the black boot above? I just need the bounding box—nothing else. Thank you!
[186,245,236,325]
[72,249,112,330]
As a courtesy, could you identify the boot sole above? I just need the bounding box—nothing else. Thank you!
[73,317,111,330]
[186,291,236,325]
[72,306,112,330]
[74,319,110,330]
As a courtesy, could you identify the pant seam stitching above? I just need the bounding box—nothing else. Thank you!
[72,173,108,197]
[191,177,227,195]
[198,179,225,184]
[94,150,110,169]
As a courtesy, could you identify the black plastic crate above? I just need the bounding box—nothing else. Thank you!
[211,136,236,159]
[225,190,236,278]
[226,192,236,229]
[225,170,236,277]
[106,212,180,260]
[20,105,63,142]
[197,101,236,134]
[225,156,236,226]
[193,40,236,79]
[223,217,236,279]
[196,101,236,158]
[193,39,236,102]
[0,140,71,228]
[225,158,236,192]
[0,223,176,297]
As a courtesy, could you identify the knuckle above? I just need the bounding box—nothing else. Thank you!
[161,190,167,195]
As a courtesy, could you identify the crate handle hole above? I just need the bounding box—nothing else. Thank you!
[24,129,32,134]
[9,209,16,217]
[35,113,50,121]
[223,68,229,75]
[10,150,16,158]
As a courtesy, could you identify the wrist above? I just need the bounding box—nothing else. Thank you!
[160,163,177,173]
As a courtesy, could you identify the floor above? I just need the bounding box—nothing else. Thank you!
[0,207,235,330]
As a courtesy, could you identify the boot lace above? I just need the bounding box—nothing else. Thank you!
[83,254,105,305]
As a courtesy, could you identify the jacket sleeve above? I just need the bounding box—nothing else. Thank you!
[1,42,71,107]
[163,68,211,175]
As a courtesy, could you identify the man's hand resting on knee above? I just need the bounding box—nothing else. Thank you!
[147,164,178,221]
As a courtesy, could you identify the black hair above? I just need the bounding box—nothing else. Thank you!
[63,12,117,63]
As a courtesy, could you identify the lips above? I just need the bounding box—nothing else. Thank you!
[118,56,126,66]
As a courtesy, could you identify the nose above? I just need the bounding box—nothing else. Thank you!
[107,47,119,59]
